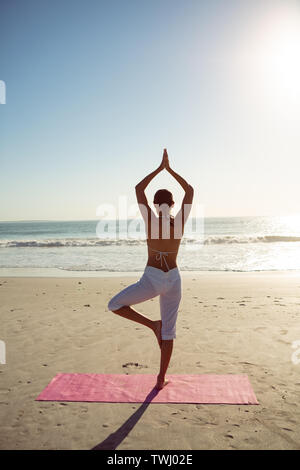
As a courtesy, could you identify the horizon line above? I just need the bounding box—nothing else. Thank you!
[0,214,297,223]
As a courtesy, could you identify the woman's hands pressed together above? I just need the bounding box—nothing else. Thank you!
[159,148,170,171]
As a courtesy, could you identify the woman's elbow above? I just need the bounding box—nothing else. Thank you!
[187,184,194,194]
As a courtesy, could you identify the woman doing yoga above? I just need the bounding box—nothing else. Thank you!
[108,149,194,390]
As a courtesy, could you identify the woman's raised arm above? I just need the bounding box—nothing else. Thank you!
[164,149,193,194]
[164,149,194,229]
[135,153,165,192]
[135,150,166,224]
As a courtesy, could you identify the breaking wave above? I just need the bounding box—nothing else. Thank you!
[1,234,300,248]
[203,235,300,244]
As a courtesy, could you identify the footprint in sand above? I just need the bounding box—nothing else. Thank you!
[278,338,290,345]
[122,362,148,369]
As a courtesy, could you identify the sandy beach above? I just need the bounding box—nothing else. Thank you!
[0,270,300,450]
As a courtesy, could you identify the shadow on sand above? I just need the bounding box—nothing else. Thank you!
[91,386,160,450]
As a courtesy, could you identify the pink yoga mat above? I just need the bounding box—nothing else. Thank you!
[36,373,258,404]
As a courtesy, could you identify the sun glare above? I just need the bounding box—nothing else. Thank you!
[232,3,300,107]
[259,11,300,100]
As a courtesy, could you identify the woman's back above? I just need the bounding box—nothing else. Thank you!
[146,213,184,272]
[135,149,194,272]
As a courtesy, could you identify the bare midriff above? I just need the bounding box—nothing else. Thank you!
[146,248,179,272]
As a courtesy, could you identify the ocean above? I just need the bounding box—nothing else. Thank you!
[1,215,300,273]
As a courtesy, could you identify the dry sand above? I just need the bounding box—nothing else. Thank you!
[0,271,300,450]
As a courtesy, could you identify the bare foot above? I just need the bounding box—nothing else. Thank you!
[155,375,169,390]
[153,320,162,348]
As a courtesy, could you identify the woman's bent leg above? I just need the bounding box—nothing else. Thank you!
[107,274,162,346]
[110,306,162,347]
[111,305,153,329]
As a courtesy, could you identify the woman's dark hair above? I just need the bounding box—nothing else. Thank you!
[153,189,174,207]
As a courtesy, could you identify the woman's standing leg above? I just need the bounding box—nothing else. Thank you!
[156,340,174,389]
[157,274,181,389]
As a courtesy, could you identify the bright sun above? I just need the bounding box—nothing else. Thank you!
[259,12,300,99]
[232,3,300,105]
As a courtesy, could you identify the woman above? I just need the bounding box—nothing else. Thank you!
[108,149,194,389]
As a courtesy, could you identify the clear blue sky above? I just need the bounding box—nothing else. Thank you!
[1,0,300,221]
